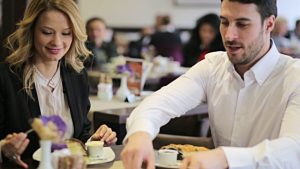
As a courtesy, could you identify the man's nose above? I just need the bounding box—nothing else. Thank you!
[224,25,238,41]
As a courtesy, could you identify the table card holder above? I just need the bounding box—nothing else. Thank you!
[116,75,131,101]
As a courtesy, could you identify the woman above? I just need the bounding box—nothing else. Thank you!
[183,13,224,67]
[0,0,117,168]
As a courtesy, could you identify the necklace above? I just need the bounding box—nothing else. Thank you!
[34,63,60,92]
[47,68,60,92]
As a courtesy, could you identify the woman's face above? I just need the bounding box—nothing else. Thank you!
[199,23,217,46]
[33,10,73,63]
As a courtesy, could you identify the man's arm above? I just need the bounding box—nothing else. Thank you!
[124,59,210,141]
[121,58,212,169]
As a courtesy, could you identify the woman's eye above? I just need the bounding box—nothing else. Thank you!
[62,32,72,36]
[42,31,52,35]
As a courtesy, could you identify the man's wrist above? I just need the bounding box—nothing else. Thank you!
[216,148,229,169]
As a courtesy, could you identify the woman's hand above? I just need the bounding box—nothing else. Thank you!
[1,133,30,168]
[91,125,117,146]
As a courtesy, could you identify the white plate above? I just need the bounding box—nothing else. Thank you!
[32,147,115,165]
[155,161,181,169]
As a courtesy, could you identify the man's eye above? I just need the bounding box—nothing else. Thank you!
[236,23,248,28]
[220,21,229,26]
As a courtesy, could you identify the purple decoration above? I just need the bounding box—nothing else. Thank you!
[51,143,68,152]
[116,64,132,75]
[40,115,67,137]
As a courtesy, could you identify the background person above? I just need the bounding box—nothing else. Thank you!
[183,13,225,67]
[84,17,118,71]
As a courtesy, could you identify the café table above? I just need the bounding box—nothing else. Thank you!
[0,145,172,169]
[92,102,209,145]
[0,145,124,169]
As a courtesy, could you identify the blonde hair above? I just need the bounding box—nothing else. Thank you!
[5,0,91,98]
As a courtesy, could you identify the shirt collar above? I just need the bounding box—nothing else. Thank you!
[227,40,280,85]
[34,63,61,88]
[250,40,280,85]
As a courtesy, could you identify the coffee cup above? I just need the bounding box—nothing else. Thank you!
[85,141,104,159]
[158,149,178,166]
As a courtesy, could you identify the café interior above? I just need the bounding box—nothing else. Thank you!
[1,0,300,169]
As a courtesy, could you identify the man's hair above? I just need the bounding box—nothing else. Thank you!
[86,17,107,30]
[221,0,277,22]
[296,20,300,28]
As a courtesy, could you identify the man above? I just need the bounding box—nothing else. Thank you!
[121,0,300,169]
[290,19,300,57]
[150,15,183,64]
[84,17,118,71]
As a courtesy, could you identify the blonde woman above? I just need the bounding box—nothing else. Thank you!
[0,0,117,168]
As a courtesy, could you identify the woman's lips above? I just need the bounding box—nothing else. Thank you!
[46,47,62,55]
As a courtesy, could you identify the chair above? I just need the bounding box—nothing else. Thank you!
[153,133,214,150]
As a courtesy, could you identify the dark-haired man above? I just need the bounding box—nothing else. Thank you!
[121,0,300,168]
[84,17,118,71]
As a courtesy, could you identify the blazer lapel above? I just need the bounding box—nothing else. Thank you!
[61,63,81,138]
[27,86,42,118]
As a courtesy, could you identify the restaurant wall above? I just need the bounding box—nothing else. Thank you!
[78,0,300,29]
[77,0,220,29]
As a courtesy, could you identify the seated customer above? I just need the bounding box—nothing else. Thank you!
[121,0,300,169]
[84,17,118,71]
[183,13,225,67]
[271,17,294,55]
[0,0,117,168]
[150,15,183,64]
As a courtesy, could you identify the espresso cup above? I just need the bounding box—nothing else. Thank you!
[85,141,104,159]
[158,149,178,166]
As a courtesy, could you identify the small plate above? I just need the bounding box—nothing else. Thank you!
[33,147,115,165]
[155,161,181,169]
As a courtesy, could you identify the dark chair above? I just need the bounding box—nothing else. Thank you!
[153,133,214,150]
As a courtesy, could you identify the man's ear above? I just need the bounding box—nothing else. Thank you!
[265,15,276,33]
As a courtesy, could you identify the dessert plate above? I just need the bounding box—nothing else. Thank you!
[33,147,115,165]
[155,161,181,169]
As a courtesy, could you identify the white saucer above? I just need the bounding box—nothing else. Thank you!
[155,161,181,169]
[32,147,115,165]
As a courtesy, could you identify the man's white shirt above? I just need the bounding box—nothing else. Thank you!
[125,43,300,168]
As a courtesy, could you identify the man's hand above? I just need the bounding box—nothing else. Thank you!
[91,124,117,146]
[180,148,228,169]
[1,133,30,168]
[121,132,155,169]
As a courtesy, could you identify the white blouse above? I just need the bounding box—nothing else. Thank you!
[34,65,74,140]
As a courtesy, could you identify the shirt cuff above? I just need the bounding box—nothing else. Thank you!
[123,119,157,144]
[221,146,255,169]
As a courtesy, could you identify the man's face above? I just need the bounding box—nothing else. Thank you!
[87,20,106,45]
[220,0,273,66]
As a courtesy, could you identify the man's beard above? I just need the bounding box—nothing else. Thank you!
[226,30,264,66]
